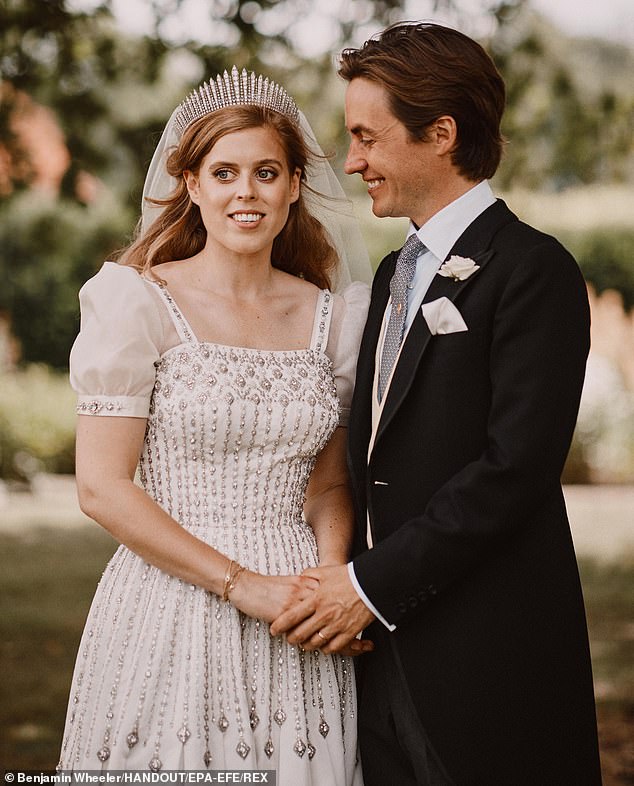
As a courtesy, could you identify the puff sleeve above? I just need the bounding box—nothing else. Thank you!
[326,282,371,427]
[70,262,163,418]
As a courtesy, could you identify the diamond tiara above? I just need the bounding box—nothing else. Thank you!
[174,66,300,136]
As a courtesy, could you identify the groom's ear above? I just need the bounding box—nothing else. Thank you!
[429,115,458,156]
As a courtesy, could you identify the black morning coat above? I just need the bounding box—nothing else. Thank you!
[348,200,602,784]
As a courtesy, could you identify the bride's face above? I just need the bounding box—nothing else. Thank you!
[184,125,301,259]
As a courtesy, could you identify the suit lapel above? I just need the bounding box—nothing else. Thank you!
[348,252,396,473]
[355,253,395,398]
[372,200,517,449]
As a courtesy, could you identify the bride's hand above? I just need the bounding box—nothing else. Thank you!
[228,570,319,624]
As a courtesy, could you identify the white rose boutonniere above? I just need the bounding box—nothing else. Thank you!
[438,255,480,281]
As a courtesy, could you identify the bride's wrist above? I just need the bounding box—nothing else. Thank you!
[225,565,255,608]
[222,559,247,602]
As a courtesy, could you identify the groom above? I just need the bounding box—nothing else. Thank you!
[271,22,602,784]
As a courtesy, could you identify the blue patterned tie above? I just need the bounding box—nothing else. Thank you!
[378,234,425,401]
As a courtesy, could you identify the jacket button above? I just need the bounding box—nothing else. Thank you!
[397,602,406,615]
[408,595,418,608]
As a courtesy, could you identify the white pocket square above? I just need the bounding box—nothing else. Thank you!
[421,297,468,335]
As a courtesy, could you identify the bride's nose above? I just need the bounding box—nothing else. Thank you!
[236,175,257,200]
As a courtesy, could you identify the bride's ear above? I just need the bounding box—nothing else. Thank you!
[289,167,301,204]
[183,170,200,204]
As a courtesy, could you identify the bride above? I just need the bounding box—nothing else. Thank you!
[58,68,372,782]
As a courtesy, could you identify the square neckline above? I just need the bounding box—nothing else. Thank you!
[145,276,334,357]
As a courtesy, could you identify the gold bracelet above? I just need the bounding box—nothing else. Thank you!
[226,564,246,601]
[222,559,236,602]
[227,565,246,598]
[222,560,246,602]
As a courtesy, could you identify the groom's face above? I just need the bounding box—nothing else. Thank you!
[344,78,442,226]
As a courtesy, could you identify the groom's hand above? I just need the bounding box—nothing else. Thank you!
[269,564,375,655]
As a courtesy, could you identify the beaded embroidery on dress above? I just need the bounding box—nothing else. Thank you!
[59,278,362,784]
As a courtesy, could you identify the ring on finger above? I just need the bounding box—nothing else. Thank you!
[317,630,328,642]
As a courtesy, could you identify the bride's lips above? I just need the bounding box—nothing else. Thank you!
[229,211,265,225]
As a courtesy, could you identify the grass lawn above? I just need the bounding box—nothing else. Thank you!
[0,526,632,781]
[0,526,117,770]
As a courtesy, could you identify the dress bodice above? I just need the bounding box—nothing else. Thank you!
[140,286,340,570]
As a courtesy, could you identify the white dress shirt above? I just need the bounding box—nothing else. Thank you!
[348,180,497,631]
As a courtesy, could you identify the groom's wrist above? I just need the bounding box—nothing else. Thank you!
[347,562,396,632]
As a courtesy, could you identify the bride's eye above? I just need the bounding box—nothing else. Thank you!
[256,168,277,181]
[214,168,234,181]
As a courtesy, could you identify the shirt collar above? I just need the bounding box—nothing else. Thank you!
[406,180,496,264]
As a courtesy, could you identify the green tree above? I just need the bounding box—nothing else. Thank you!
[0,192,132,367]
[492,10,634,189]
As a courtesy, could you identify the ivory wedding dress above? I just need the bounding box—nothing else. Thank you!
[58,261,368,784]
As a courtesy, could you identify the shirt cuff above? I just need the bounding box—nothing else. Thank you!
[347,562,396,632]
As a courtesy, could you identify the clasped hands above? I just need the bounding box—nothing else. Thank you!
[269,564,375,657]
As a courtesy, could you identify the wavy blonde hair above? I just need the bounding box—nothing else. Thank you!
[115,106,337,289]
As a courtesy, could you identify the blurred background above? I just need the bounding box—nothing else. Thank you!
[0,0,632,780]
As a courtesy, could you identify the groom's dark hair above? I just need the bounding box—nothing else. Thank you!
[338,22,506,181]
